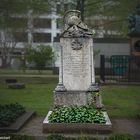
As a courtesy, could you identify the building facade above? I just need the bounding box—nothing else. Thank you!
[0,0,131,68]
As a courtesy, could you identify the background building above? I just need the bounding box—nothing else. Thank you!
[0,0,139,69]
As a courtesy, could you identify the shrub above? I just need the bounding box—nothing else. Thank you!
[0,103,25,126]
[26,45,54,72]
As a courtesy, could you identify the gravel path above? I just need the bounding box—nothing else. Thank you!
[16,116,140,139]
[18,116,46,136]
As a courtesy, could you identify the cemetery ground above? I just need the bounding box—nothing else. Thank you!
[0,70,140,139]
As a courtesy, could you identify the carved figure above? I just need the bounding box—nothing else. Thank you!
[61,10,92,37]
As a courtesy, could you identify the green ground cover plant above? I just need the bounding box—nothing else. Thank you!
[49,106,106,123]
[0,103,25,126]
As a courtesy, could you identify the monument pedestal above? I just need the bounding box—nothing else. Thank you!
[54,91,92,106]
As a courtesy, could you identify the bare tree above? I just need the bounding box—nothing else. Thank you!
[0,29,16,68]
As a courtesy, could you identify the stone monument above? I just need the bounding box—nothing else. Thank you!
[54,10,102,107]
[43,10,112,133]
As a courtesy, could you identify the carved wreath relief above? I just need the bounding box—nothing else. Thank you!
[71,38,82,50]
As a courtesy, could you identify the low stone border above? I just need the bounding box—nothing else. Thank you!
[43,111,112,134]
[8,83,25,89]
[0,111,35,132]
[5,79,17,84]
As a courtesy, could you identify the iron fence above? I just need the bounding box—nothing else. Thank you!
[100,55,140,84]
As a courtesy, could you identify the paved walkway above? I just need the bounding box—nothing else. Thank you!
[16,116,140,139]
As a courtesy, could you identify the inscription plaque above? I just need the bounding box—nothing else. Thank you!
[62,38,92,91]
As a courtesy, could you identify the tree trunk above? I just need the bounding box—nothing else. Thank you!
[1,57,7,68]
[76,0,85,21]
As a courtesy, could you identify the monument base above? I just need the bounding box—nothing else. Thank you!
[43,111,112,134]
[54,91,92,106]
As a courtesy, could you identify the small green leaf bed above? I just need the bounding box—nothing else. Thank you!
[0,103,25,126]
[49,106,106,124]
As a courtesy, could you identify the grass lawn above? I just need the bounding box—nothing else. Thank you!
[0,76,58,116]
[102,85,140,118]
[0,69,53,75]
[0,75,140,118]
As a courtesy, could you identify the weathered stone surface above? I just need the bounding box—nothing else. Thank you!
[8,83,25,89]
[54,36,95,106]
[61,10,92,37]
[54,10,95,106]
[62,37,93,91]
[54,91,92,106]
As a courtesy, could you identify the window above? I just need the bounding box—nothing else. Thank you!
[57,19,63,29]
[33,18,51,28]
[56,3,61,14]
[33,33,51,42]
[56,33,60,37]
[53,33,60,42]
[14,32,28,42]
[12,52,21,55]
[64,4,68,12]
[9,17,27,28]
